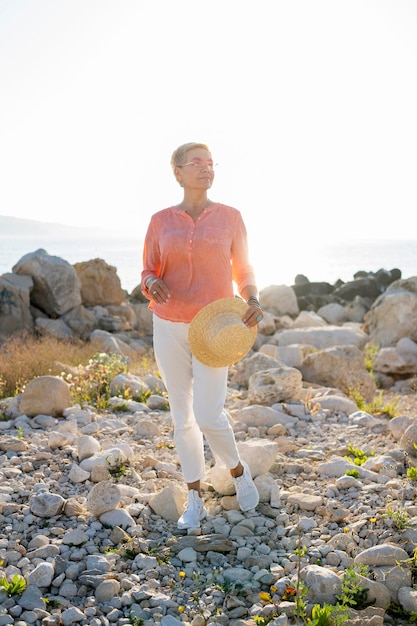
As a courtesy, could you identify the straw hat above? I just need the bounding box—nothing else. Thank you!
[188,297,257,367]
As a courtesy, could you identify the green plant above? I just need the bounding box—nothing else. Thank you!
[348,387,399,418]
[106,456,130,481]
[254,615,274,626]
[214,579,243,594]
[43,597,63,608]
[344,443,373,466]
[145,544,171,565]
[364,343,380,374]
[124,548,138,560]
[66,352,128,409]
[387,602,417,622]
[135,388,152,403]
[0,574,27,596]
[293,543,310,624]
[345,468,360,478]
[407,466,417,481]
[129,616,144,626]
[384,505,410,531]
[287,541,374,626]
[336,564,373,611]
[394,546,417,581]
[309,603,334,626]
[15,425,24,440]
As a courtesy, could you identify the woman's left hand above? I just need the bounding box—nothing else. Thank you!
[243,304,263,328]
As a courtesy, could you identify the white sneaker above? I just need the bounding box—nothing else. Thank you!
[177,490,207,533]
[233,461,259,512]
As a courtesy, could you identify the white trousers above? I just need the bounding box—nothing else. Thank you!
[152,314,241,483]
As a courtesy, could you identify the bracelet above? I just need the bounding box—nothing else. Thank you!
[146,276,158,289]
[247,296,260,308]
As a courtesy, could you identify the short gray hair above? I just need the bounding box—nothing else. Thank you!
[171,142,210,169]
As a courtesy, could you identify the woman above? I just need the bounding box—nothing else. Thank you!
[141,142,264,534]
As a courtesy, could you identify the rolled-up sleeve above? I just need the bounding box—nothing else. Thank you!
[231,212,257,295]
[141,216,161,301]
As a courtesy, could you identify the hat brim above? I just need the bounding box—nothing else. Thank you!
[188,297,257,367]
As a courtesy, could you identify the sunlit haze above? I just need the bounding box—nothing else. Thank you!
[1,0,416,286]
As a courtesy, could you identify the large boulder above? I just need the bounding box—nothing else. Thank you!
[300,345,377,401]
[278,325,369,350]
[247,364,303,405]
[373,337,417,376]
[13,249,82,317]
[259,284,299,317]
[332,275,383,301]
[130,302,153,336]
[74,258,126,306]
[62,305,97,338]
[363,277,417,347]
[19,375,71,417]
[0,273,34,336]
[231,352,282,388]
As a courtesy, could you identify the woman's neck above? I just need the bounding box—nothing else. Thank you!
[177,192,213,219]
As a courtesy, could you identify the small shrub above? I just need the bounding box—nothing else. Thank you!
[65,352,128,409]
[349,387,399,418]
[336,564,373,610]
[387,602,417,622]
[383,505,410,531]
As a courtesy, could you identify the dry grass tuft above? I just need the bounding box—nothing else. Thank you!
[0,331,98,398]
[0,331,157,400]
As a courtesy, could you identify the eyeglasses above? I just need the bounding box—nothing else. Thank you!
[178,160,218,171]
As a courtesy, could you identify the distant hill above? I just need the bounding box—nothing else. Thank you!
[0,215,111,238]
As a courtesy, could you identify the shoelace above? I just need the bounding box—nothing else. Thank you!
[185,499,201,512]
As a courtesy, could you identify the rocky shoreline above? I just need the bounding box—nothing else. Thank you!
[1,251,417,626]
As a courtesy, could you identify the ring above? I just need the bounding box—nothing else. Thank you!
[153,290,157,294]
[257,314,262,322]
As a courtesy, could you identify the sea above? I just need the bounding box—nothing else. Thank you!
[0,235,416,294]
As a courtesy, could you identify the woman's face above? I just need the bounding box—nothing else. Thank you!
[176,148,215,190]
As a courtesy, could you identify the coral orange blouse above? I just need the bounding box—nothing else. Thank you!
[141,203,256,323]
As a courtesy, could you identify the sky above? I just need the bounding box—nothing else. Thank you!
[1,0,416,262]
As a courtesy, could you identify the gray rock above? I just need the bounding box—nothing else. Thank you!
[300,345,377,401]
[18,585,47,610]
[86,480,121,516]
[29,491,65,517]
[279,325,369,349]
[248,365,303,404]
[13,248,82,316]
[300,564,342,604]
[0,272,34,336]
